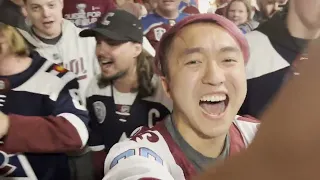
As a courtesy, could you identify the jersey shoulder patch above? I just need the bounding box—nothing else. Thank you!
[13,60,77,100]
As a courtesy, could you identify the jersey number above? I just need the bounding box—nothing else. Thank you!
[109,147,163,169]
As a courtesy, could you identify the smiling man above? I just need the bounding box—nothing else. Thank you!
[5,0,100,102]
[103,14,259,180]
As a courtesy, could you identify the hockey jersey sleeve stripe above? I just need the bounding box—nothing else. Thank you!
[58,113,89,148]
[89,145,105,152]
[49,72,78,102]
[0,114,86,153]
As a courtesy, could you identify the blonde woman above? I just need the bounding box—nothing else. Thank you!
[0,23,89,180]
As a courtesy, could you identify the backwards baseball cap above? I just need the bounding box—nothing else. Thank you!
[155,13,250,76]
[79,9,143,43]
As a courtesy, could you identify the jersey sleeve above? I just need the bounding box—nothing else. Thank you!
[103,128,177,180]
[0,71,89,154]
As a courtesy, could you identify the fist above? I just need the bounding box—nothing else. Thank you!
[0,112,9,139]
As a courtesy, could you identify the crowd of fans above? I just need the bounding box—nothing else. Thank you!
[0,0,319,179]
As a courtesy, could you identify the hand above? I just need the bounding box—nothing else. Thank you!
[10,0,24,6]
[0,111,9,139]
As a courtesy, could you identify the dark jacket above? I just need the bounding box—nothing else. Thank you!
[239,12,309,118]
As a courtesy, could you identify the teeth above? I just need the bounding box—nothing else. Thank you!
[200,94,226,102]
[101,60,111,64]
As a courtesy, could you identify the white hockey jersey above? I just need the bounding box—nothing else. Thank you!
[17,19,100,102]
[103,116,259,180]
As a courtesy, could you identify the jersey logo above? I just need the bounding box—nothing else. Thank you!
[153,27,166,41]
[93,101,106,124]
[53,65,68,73]
[0,151,37,179]
[116,104,131,122]
[168,19,176,26]
[109,147,163,169]
[131,129,159,143]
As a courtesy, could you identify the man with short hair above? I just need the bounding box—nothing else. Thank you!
[239,0,320,118]
[253,0,288,23]
[2,0,99,102]
[102,14,259,179]
[79,9,172,179]
[141,0,188,49]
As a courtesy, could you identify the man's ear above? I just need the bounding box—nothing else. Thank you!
[160,76,171,99]
[133,44,143,58]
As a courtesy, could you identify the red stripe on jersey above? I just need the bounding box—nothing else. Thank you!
[0,114,82,153]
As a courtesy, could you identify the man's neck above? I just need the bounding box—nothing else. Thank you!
[155,9,179,19]
[32,26,62,40]
[113,69,138,93]
[0,55,32,76]
[173,111,227,158]
[287,11,320,40]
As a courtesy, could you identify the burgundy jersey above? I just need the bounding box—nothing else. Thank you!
[141,12,189,49]
[103,116,259,180]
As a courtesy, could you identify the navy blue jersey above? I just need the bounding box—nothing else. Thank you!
[0,51,89,180]
[86,76,172,153]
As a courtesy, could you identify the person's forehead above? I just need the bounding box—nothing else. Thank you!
[171,23,240,53]
[27,0,58,5]
[229,1,246,9]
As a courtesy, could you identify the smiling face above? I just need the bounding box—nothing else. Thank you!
[24,0,63,38]
[227,1,249,25]
[162,22,247,138]
[95,36,141,83]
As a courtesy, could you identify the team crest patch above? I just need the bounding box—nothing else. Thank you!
[154,27,166,41]
[168,19,176,26]
[53,65,67,73]
[93,101,106,124]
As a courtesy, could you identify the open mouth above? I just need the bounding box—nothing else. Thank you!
[43,21,54,28]
[199,94,229,118]
[99,59,114,68]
